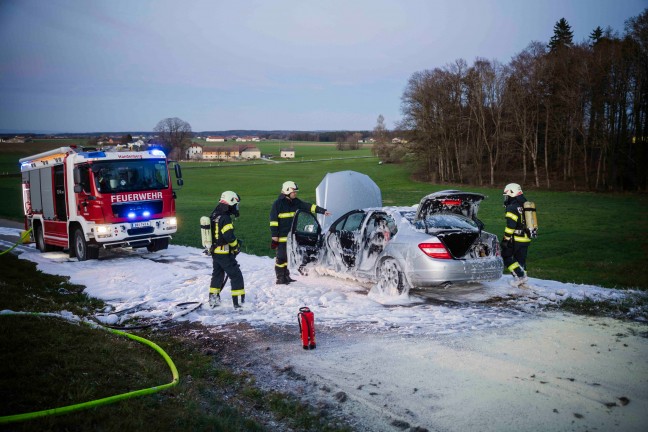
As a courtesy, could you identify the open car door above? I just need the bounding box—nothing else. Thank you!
[287,209,323,274]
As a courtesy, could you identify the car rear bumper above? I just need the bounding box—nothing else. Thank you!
[406,256,503,287]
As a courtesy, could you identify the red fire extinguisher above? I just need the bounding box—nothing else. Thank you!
[297,306,316,350]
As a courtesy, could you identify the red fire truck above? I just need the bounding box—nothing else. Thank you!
[20,146,183,260]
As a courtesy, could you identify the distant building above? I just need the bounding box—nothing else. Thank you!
[206,136,225,142]
[280,148,295,158]
[186,144,203,159]
[240,145,261,159]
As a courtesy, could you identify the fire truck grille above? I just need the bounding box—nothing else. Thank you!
[112,200,164,218]
[127,227,155,236]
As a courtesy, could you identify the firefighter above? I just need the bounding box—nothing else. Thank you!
[501,183,531,288]
[269,180,330,284]
[208,191,245,309]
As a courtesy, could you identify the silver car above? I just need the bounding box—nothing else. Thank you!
[288,172,503,294]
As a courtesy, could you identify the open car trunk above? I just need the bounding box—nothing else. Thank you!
[416,190,487,259]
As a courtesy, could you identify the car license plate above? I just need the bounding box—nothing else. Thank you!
[132,221,150,228]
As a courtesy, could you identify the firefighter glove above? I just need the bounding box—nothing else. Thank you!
[230,244,240,256]
[271,240,279,250]
[501,236,512,249]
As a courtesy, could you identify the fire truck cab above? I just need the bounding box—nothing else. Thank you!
[20,146,182,260]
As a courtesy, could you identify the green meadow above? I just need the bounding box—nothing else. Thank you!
[1,140,646,290]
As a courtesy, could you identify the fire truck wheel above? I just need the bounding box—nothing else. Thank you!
[73,228,99,261]
[35,225,55,252]
[147,238,169,252]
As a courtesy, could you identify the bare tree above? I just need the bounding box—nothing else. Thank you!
[153,117,193,160]
[506,42,547,187]
[465,58,507,185]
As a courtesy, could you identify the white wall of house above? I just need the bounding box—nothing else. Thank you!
[241,149,261,159]
[280,150,295,158]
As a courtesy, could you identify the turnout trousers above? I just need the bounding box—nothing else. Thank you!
[501,241,529,278]
[211,253,245,299]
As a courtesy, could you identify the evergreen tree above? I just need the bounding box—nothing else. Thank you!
[589,26,604,46]
[548,18,574,51]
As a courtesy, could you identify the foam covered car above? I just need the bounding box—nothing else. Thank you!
[287,171,503,294]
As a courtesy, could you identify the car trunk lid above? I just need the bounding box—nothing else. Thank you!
[415,190,486,258]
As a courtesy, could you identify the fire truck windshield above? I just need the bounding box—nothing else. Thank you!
[93,160,169,194]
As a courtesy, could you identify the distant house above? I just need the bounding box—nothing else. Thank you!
[280,148,295,159]
[186,144,203,159]
[206,136,225,142]
[3,136,26,144]
[240,145,261,159]
[392,137,407,144]
[236,136,260,142]
[203,145,240,160]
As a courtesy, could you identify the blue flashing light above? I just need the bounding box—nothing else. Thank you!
[143,211,151,217]
[127,212,136,219]
[149,149,166,157]
[79,151,107,158]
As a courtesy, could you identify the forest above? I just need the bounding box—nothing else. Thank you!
[378,10,648,192]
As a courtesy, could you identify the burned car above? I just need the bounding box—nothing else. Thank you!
[287,172,503,295]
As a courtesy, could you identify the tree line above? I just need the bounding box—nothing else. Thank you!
[389,10,647,191]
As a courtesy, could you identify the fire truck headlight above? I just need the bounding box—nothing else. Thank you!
[95,225,112,238]
[169,217,177,227]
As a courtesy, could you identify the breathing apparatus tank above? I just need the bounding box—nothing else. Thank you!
[523,202,538,238]
[200,216,212,251]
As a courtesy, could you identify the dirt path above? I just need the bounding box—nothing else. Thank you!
[241,315,648,432]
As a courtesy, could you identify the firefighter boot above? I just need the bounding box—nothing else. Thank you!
[209,293,221,308]
[509,270,529,289]
[275,267,288,285]
[232,295,243,310]
[284,268,297,283]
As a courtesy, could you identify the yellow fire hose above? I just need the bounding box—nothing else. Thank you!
[0,227,32,256]
[0,311,179,424]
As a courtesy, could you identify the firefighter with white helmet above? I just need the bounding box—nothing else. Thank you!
[501,183,533,289]
[269,181,331,284]
[208,190,245,308]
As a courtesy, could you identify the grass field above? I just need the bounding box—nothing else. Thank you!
[0,251,350,431]
[1,140,647,290]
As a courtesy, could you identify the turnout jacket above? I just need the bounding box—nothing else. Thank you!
[210,203,239,254]
[503,195,531,243]
[269,194,326,242]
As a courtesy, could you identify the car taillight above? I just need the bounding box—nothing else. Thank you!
[441,199,462,206]
[419,242,452,259]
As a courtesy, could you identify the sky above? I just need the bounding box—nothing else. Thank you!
[1,226,647,430]
[1,0,646,133]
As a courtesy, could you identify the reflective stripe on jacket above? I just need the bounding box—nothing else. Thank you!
[504,197,531,243]
[269,193,325,239]
[211,205,239,254]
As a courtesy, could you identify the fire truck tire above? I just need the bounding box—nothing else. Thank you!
[73,228,99,261]
[147,238,169,252]
[35,225,55,252]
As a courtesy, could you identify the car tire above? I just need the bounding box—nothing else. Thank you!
[73,228,99,261]
[379,258,406,296]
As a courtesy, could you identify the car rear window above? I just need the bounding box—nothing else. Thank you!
[401,211,478,231]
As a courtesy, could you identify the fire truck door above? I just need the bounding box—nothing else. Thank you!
[54,165,67,221]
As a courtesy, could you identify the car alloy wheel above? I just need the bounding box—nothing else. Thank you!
[379,258,405,296]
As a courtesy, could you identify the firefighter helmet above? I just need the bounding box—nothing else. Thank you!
[503,183,523,197]
[220,191,240,206]
[282,181,299,195]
